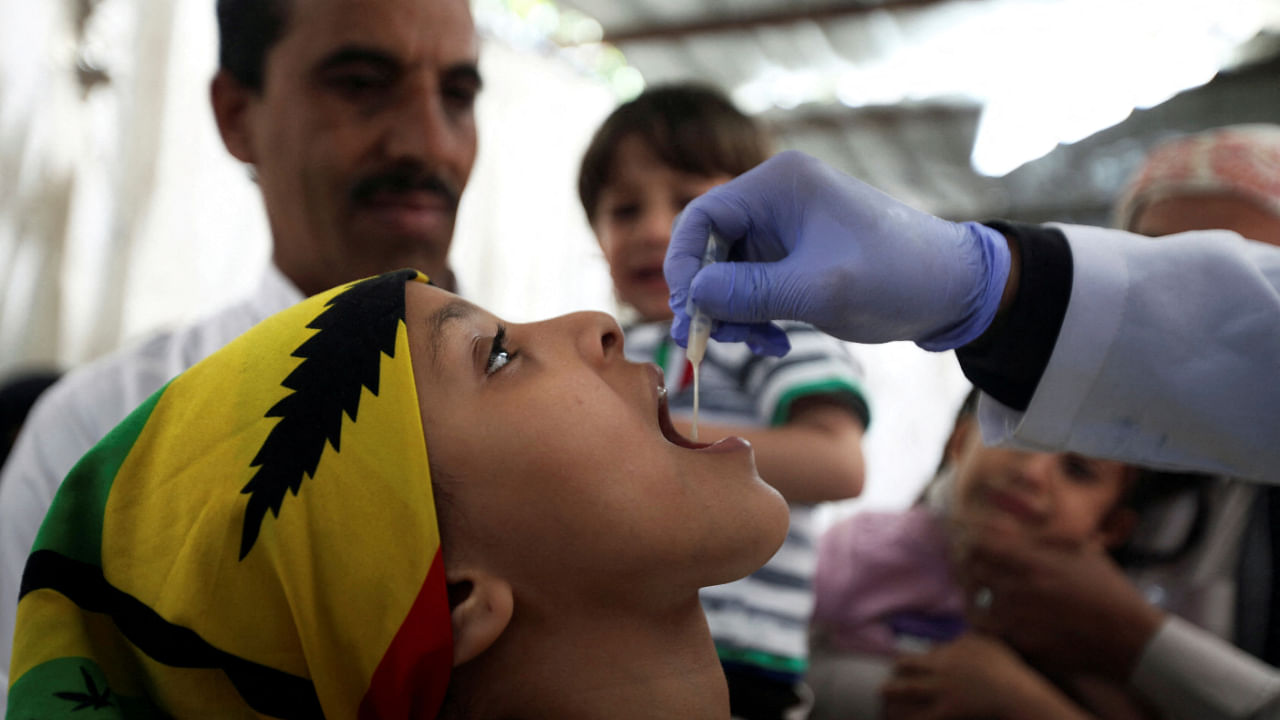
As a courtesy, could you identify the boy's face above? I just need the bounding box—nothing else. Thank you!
[403,283,790,608]
[592,135,733,322]
[949,420,1133,549]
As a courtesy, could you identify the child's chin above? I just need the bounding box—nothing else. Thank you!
[751,486,792,563]
[708,490,790,586]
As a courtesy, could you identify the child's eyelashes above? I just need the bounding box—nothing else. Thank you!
[486,325,518,375]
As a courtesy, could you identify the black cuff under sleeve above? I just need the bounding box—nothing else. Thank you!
[955,221,1073,411]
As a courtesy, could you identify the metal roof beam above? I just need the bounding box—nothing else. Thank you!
[596,0,953,45]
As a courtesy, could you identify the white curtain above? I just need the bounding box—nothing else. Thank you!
[0,1,80,370]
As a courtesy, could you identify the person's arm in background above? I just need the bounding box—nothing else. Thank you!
[665,151,1280,482]
[680,399,865,503]
[670,325,869,503]
[954,516,1280,720]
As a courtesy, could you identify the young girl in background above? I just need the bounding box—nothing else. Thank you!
[810,389,1191,720]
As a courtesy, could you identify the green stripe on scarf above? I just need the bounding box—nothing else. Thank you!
[7,656,165,718]
[30,383,169,567]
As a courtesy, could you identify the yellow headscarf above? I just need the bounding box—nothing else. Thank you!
[8,269,451,718]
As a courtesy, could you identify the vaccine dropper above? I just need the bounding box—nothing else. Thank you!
[684,232,728,441]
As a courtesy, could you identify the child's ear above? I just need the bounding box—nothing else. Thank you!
[1097,506,1139,550]
[944,416,978,467]
[446,569,514,667]
[591,217,611,253]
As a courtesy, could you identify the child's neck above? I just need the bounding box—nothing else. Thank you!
[451,594,728,719]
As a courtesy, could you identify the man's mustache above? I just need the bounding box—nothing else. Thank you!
[350,166,460,209]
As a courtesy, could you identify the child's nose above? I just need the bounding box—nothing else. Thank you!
[1011,452,1057,490]
[568,311,624,365]
[639,207,677,244]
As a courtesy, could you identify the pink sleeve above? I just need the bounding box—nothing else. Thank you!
[813,507,958,655]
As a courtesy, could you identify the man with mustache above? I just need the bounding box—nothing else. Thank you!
[0,0,480,700]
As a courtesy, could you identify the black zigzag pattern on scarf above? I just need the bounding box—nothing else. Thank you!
[20,550,324,719]
[239,268,416,560]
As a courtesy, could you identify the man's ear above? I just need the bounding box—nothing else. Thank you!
[447,569,514,667]
[210,70,257,164]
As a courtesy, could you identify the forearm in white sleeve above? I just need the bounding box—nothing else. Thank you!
[978,224,1280,482]
[1131,616,1280,720]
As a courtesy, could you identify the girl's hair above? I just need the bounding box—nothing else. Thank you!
[1110,468,1212,568]
[578,83,772,223]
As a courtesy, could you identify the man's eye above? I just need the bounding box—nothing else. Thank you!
[443,82,479,110]
[327,72,391,98]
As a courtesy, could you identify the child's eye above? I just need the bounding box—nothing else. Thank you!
[1060,454,1099,481]
[609,203,640,221]
[486,326,517,375]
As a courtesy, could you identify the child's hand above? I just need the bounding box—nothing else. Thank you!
[881,633,1085,720]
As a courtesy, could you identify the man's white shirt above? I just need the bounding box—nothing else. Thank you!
[0,265,303,703]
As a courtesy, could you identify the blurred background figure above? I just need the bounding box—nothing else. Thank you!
[1111,124,1280,660]
[925,126,1280,720]
[808,388,1200,720]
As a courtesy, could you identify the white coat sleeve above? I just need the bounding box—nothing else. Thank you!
[1131,616,1280,720]
[977,225,1280,482]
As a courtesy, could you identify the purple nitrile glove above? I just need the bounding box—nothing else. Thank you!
[665,151,1011,356]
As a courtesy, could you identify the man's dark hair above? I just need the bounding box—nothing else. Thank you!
[216,0,292,91]
[578,83,772,223]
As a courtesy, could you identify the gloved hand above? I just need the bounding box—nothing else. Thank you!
[665,151,1012,356]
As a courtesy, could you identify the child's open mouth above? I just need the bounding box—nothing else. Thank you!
[657,387,711,449]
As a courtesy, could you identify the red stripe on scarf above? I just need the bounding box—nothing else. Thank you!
[359,550,453,719]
